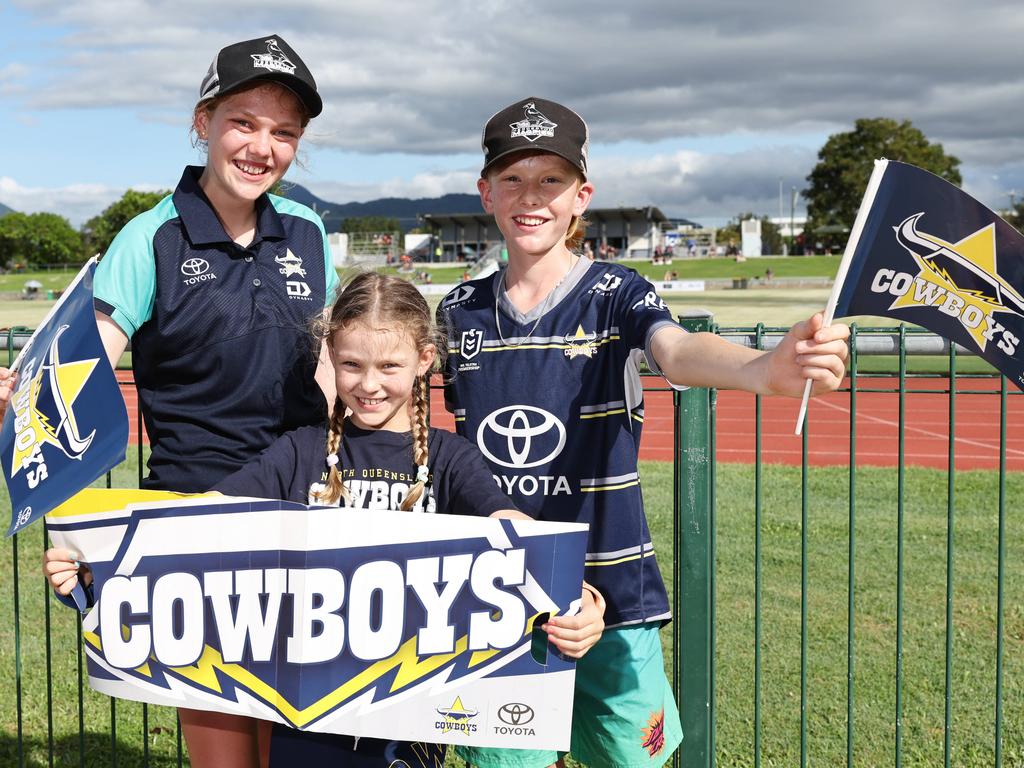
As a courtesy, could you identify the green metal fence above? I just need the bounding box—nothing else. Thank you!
[2,319,1020,766]
[672,315,1021,768]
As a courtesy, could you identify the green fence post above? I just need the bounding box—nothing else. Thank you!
[674,311,714,768]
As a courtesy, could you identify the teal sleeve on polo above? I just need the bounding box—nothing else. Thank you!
[93,194,177,338]
[269,194,339,306]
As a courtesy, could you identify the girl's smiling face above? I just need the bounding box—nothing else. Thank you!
[195,83,304,208]
[329,321,435,432]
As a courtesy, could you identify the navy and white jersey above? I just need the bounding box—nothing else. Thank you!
[214,422,515,517]
[440,258,680,628]
[94,166,339,493]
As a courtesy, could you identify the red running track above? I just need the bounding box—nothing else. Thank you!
[117,372,1024,471]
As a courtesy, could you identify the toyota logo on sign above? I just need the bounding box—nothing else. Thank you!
[181,258,210,276]
[498,703,535,726]
[477,405,565,468]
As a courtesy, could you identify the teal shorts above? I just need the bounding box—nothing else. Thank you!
[457,624,683,768]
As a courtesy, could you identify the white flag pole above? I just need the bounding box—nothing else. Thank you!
[7,256,98,375]
[794,159,890,435]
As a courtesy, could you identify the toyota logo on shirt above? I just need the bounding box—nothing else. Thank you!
[477,405,565,469]
[181,258,210,276]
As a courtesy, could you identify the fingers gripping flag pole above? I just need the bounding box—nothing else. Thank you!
[2,258,129,535]
[795,159,890,435]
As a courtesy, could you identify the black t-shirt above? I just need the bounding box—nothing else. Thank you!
[214,421,515,517]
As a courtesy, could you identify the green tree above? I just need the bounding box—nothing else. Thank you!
[1002,199,1024,233]
[0,212,82,267]
[82,189,168,257]
[716,213,782,255]
[341,215,400,234]
[805,118,961,251]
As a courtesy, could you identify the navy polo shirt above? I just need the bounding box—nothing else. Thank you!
[94,166,339,493]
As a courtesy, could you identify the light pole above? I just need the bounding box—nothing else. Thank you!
[790,187,797,255]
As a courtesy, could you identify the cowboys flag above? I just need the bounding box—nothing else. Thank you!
[2,258,128,535]
[829,160,1024,389]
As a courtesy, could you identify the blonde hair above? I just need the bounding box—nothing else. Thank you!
[312,272,440,511]
[483,150,588,253]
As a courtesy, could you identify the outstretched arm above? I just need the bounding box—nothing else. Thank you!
[651,312,849,396]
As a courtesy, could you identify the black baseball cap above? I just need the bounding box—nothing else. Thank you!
[198,35,322,118]
[481,97,589,178]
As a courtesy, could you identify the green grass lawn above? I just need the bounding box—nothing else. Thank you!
[1,450,1020,766]
[626,254,841,282]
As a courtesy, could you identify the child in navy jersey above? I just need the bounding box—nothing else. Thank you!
[218,270,605,765]
[440,97,850,768]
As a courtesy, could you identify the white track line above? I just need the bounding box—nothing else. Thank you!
[810,398,1024,458]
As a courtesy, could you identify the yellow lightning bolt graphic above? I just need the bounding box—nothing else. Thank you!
[85,611,551,728]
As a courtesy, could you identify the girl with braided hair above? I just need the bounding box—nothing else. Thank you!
[210,270,606,765]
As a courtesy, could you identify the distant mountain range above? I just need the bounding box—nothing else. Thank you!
[0,201,13,217]
[280,184,481,232]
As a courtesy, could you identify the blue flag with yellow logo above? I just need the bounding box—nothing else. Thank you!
[2,258,128,535]
[831,160,1024,389]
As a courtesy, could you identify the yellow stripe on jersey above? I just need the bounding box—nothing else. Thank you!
[579,408,627,420]
[585,550,656,567]
[447,336,620,354]
[580,479,640,493]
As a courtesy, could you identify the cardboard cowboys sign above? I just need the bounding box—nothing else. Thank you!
[46,490,589,749]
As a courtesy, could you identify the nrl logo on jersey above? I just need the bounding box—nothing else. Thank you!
[869,213,1023,356]
[590,273,623,294]
[509,102,557,143]
[563,325,598,359]
[460,329,484,360]
[275,249,306,278]
[251,38,297,74]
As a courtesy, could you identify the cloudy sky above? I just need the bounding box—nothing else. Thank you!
[3,0,1024,228]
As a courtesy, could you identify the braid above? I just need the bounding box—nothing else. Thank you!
[314,397,348,505]
[401,374,432,511]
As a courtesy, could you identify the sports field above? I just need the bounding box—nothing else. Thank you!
[0,260,927,330]
[1,258,1018,765]
[1,452,1019,766]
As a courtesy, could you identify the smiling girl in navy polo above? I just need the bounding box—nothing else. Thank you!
[45,35,337,768]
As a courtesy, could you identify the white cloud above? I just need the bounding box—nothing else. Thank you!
[9,0,1024,221]
[0,63,30,96]
[0,177,165,227]
[13,0,1024,162]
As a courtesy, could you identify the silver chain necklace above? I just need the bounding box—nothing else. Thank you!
[494,255,577,348]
